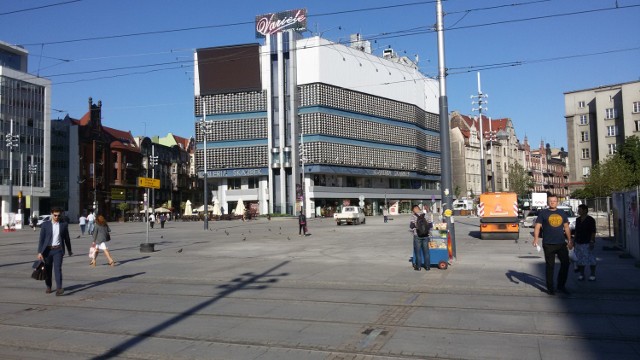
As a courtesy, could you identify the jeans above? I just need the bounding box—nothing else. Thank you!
[80,224,86,235]
[44,247,64,290]
[88,221,95,235]
[543,243,570,291]
[413,236,430,269]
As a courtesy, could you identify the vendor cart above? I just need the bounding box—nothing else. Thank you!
[409,223,451,270]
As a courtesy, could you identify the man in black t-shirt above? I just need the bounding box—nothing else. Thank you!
[573,204,597,281]
[533,194,573,295]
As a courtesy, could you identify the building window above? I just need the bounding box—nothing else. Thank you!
[634,101,640,113]
[248,177,259,189]
[636,120,640,132]
[228,178,241,190]
[581,148,590,159]
[580,131,589,142]
[607,125,617,137]
[579,114,588,125]
[582,166,591,177]
[605,108,617,119]
[608,143,617,155]
[578,101,585,108]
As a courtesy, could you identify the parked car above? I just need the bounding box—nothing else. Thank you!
[522,210,539,228]
[557,206,577,233]
[36,215,51,227]
[334,206,366,225]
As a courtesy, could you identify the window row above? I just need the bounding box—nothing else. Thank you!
[299,83,439,131]
[196,146,268,169]
[301,113,440,152]
[194,91,267,116]
[302,142,441,174]
[195,118,267,142]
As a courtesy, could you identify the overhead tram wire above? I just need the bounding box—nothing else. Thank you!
[13,4,638,84]
[19,1,438,47]
[17,0,565,47]
[15,1,633,76]
[0,0,85,16]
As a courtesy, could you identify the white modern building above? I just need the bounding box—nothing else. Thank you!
[1,40,51,227]
[194,9,441,217]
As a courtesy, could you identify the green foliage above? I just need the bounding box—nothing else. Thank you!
[616,135,640,186]
[454,185,461,199]
[584,156,633,197]
[570,188,591,199]
[507,162,534,197]
[117,202,129,212]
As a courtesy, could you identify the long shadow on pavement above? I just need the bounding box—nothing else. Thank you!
[505,269,548,294]
[65,272,146,295]
[91,261,290,360]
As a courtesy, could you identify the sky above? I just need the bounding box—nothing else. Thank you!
[1,0,639,148]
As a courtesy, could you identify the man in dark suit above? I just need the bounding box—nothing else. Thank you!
[37,207,72,296]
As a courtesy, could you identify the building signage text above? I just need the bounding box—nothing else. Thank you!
[372,169,411,177]
[255,9,307,38]
[199,168,266,178]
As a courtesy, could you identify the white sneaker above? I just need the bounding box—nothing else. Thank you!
[588,275,596,281]
[577,275,584,281]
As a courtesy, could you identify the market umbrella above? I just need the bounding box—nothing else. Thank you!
[184,200,193,216]
[212,199,221,216]
[154,207,171,213]
[234,198,245,216]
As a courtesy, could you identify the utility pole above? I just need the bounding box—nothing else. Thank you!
[471,72,488,193]
[487,117,496,192]
[299,132,306,216]
[28,155,37,216]
[436,0,456,259]
[200,98,214,231]
[150,145,158,212]
[5,119,19,217]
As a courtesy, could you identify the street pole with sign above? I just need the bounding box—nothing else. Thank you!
[138,176,159,252]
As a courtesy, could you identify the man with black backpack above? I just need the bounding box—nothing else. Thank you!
[410,204,433,271]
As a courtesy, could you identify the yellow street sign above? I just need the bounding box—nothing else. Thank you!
[137,177,160,189]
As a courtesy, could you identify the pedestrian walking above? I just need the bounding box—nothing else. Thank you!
[87,211,95,235]
[298,212,307,236]
[533,194,573,295]
[409,205,432,271]
[90,215,116,267]
[36,207,72,296]
[382,206,389,223]
[79,214,87,236]
[160,214,166,228]
[574,204,597,281]
[149,213,155,228]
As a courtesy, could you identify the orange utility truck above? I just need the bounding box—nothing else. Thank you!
[477,192,520,240]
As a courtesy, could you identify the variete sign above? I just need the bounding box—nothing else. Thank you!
[255,9,307,38]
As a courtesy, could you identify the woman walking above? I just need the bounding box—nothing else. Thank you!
[90,215,116,267]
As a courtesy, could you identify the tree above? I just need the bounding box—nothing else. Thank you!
[454,185,461,199]
[507,162,534,197]
[584,156,633,197]
[616,135,640,186]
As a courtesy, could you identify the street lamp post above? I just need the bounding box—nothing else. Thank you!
[149,145,158,213]
[5,119,20,219]
[484,124,497,193]
[28,156,37,218]
[200,98,213,231]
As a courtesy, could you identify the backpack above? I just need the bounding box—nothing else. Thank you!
[415,214,431,237]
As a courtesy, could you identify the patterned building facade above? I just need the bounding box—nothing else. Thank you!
[194,22,441,216]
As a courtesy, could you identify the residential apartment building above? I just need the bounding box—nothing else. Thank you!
[522,138,569,199]
[1,40,51,225]
[194,9,441,217]
[450,112,522,196]
[565,80,640,191]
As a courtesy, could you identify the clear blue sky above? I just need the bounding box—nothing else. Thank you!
[2,0,638,147]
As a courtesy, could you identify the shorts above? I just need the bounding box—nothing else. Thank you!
[96,242,109,250]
